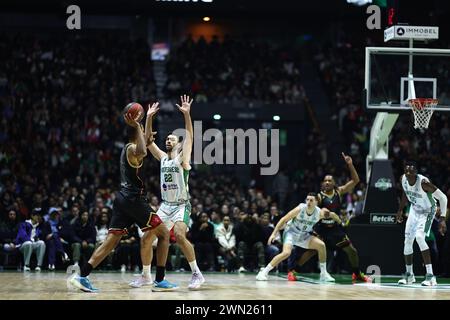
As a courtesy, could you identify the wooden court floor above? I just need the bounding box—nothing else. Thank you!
[1,271,450,300]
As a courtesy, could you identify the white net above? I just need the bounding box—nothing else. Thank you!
[408,98,438,129]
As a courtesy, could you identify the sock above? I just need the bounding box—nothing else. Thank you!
[189,260,200,274]
[143,265,151,278]
[319,262,327,274]
[81,262,93,277]
[262,264,274,275]
[155,266,165,282]
[425,264,433,275]
[406,264,413,274]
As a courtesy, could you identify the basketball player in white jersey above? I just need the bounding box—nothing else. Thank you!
[146,95,205,289]
[256,193,337,282]
[396,161,447,286]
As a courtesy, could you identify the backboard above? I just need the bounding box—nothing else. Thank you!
[364,47,450,112]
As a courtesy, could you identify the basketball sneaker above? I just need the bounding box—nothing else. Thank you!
[320,272,335,282]
[188,271,205,289]
[287,271,298,281]
[129,275,153,288]
[152,279,179,292]
[421,274,437,287]
[69,274,99,292]
[352,272,372,283]
[398,272,415,285]
[238,266,247,273]
[256,271,268,281]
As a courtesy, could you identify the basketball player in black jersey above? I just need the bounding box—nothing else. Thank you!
[288,153,370,282]
[69,104,177,292]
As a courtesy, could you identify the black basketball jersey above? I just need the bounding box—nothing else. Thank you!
[317,188,342,229]
[120,143,145,197]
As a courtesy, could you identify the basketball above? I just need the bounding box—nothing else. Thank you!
[126,102,144,122]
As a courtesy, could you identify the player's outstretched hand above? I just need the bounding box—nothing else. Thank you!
[342,152,353,165]
[147,102,159,118]
[176,94,193,115]
[124,112,141,128]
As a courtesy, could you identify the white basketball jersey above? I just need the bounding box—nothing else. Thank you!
[401,174,436,212]
[160,155,190,202]
[286,203,321,234]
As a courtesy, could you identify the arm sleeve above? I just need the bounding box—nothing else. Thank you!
[433,189,448,218]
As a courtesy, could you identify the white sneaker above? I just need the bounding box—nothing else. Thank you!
[421,274,437,286]
[188,272,205,290]
[320,272,335,282]
[62,252,69,263]
[121,265,126,273]
[35,266,41,272]
[48,264,55,271]
[398,272,416,285]
[24,266,31,272]
[129,275,153,288]
[238,266,247,273]
[256,272,268,281]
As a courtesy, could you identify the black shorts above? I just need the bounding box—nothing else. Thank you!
[109,191,162,235]
[317,227,351,249]
[288,246,313,270]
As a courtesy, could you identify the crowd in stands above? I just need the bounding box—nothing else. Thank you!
[163,35,306,106]
[0,31,448,276]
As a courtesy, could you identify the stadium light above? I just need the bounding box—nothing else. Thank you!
[203,16,211,22]
[273,115,280,121]
[213,114,221,120]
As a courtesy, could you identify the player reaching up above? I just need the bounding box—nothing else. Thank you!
[288,153,370,282]
[146,95,205,289]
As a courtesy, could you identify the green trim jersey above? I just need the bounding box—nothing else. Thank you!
[401,174,436,213]
[286,203,321,235]
[160,154,190,203]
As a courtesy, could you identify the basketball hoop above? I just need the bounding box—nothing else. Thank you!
[407,98,438,129]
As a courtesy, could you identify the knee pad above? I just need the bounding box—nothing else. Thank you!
[403,236,414,256]
[416,233,429,251]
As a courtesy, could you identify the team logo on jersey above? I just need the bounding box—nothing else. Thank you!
[374,178,392,191]
[162,183,167,191]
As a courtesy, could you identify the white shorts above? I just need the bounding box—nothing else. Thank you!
[283,230,313,249]
[157,201,191,230]
[405,206,435,240]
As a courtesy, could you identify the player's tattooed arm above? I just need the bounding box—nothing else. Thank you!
[268,206,300,245]
[338,152,360,195]
[177,95,193,170]
[397,175,408,223]
[144,102,167,161]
